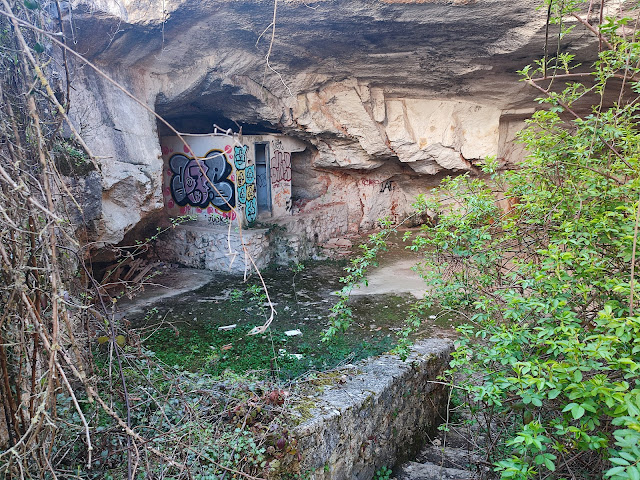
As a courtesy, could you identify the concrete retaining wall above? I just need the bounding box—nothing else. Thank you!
[294,339,453,480]
[155,224,272,273]
[155,203,350,272]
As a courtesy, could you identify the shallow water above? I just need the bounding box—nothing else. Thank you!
[127,230,457,380]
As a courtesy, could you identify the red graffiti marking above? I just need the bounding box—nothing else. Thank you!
[203,206,236,220]
[222,210,237,220]
[270,150,291,186]
[161,145,170,155]
[360,179,381,186]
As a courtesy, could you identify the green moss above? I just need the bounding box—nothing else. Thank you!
[135,261,410,381]
[53,139,95,177]
[292,398,317,423]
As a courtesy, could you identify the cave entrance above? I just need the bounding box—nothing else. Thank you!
[254,142,272,216]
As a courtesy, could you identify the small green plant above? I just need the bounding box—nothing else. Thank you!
[323,217,395,339]
[374,466,392,480]
[229,288,243,302]
[53,139,94,176]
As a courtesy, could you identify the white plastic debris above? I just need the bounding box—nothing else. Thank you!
[284,329,302,336]
[218,324,237,331]
[278,349,303,360]
[429,315,437,319]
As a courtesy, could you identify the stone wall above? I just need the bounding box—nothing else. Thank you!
[294,339,453,480]
[155,201,351,272]
[155,224,272,273]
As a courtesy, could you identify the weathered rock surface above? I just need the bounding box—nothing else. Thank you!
[61,0,602,244]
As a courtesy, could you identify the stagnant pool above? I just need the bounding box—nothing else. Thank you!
[124,232,457,380]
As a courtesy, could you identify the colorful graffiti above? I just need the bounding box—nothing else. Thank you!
[359,178,394,193]
[164,136,298,223]
[270,149,291,186]
[234,145,257,223]
[168,150,235,211]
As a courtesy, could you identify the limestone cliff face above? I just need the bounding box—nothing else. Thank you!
[64,0,596,244]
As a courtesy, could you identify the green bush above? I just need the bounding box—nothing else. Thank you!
[405,2,640,478]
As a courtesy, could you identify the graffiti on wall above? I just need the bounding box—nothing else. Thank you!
[274,188,291,213]
[360,178,380,186]
[234,145,257,223]
[270,148,291,186]
[379,180,394,193]
[168,150,235,211]
[208,215,231,226]
[359,178,394,193]
[269,139,292,215]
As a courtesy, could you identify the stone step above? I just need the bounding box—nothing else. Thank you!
[416,445,480,471]
[394,461,474,480]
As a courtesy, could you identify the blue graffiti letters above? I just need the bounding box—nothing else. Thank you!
[234,145,248,170]
[245,164,256,184]
[238,184,247,204]
[246,199,257,223]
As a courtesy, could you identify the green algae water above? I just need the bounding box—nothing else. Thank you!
[129,234,456,380]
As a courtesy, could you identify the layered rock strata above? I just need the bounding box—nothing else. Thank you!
[60,0,601,245]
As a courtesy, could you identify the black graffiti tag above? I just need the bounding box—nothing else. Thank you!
[379,180,393,193]
[169,150,235,211]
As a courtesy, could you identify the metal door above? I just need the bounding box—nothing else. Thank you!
[255,143,271,214]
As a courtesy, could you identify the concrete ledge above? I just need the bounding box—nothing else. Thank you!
[295,339,453,480]
[155,203,350,271]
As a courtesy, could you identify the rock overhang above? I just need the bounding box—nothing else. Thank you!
[63,0,605,244]
[71,0,572,103]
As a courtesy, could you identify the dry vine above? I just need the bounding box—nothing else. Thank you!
[0,1,292,479]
